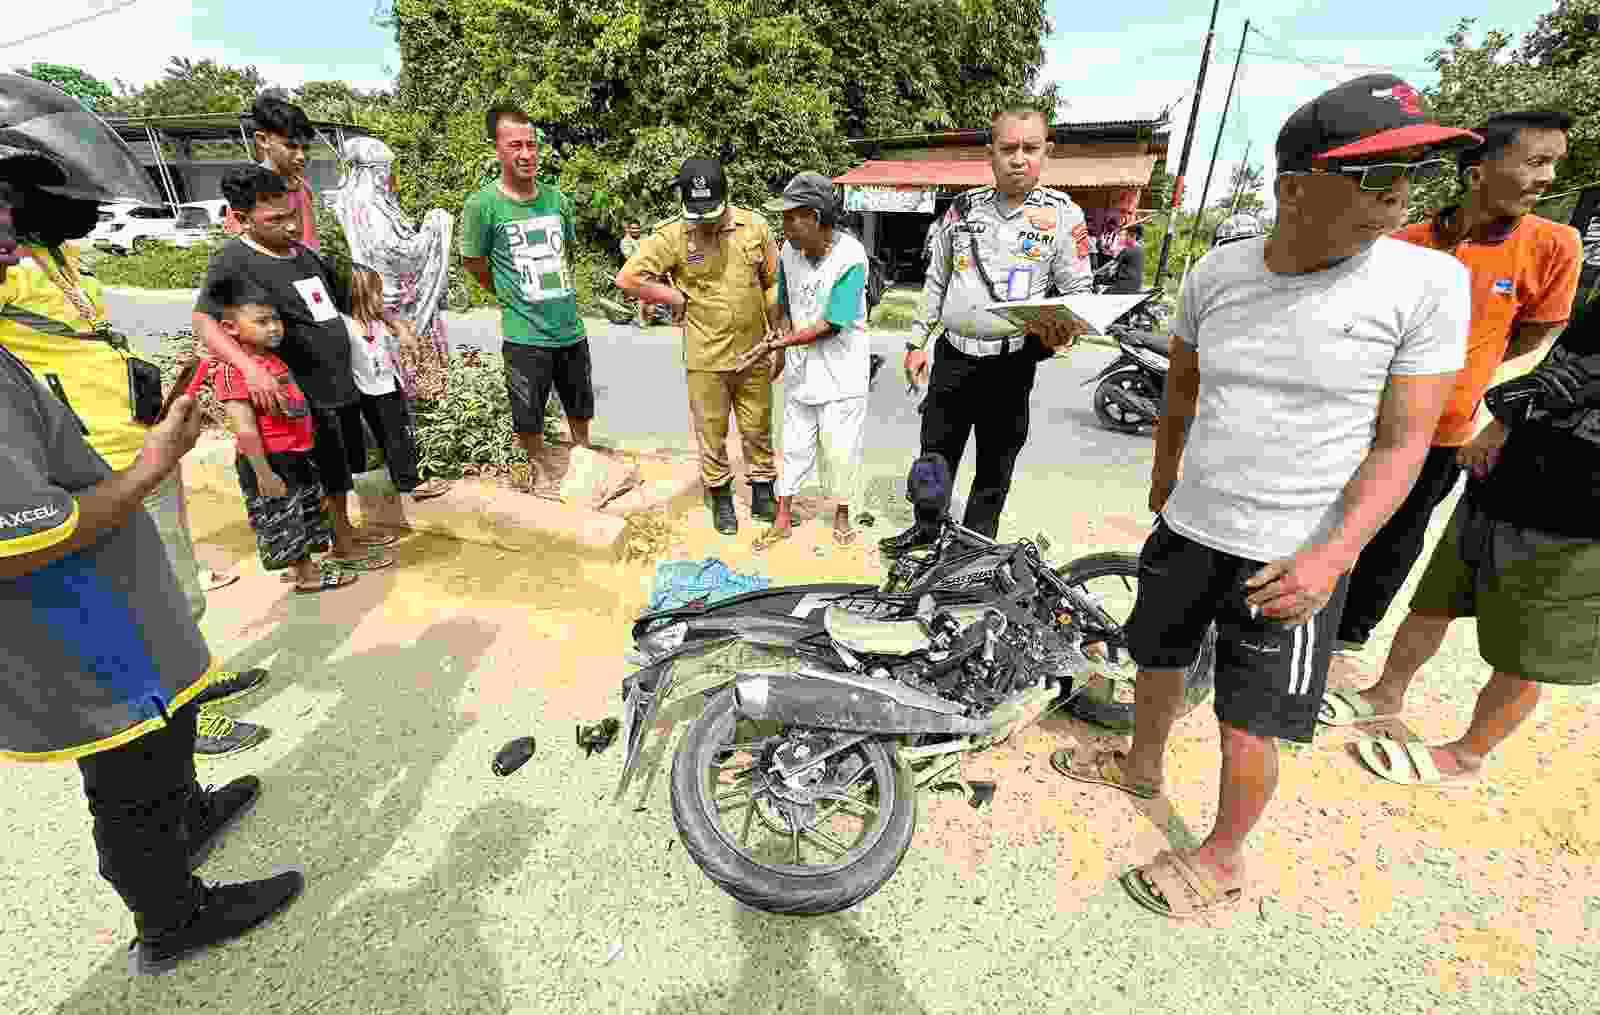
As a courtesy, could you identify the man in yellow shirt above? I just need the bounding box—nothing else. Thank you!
[0,200,273,758]
[616,158,780,534]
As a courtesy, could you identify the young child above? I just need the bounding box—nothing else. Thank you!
[197,275,356,594]
[344,266,450,501]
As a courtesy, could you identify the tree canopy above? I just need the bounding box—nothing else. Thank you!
[385,0,1057,242]
[14,62,113,109]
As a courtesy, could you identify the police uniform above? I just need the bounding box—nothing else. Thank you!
[903,184,1094,538]
[622,207,780,496]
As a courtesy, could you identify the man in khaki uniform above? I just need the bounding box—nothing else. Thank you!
[617,158,779,534]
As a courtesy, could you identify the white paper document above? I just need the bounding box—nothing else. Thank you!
[982,293,1154,338]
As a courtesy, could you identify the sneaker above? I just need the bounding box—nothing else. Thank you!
[878,523,936,558]
[128,870,304,976]
[186,776,261,870]
[748,481,778,523]
[190,669,269,710]
[194,710,269,759]
[706,484,739,535]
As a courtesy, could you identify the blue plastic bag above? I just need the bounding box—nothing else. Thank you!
[646,558,770,613]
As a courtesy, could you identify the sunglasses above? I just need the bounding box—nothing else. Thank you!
[1323,158,1453,192]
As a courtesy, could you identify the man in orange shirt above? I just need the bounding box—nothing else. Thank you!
[1321,109,1580,726]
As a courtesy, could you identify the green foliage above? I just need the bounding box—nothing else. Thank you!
[89,239,219,290]
[15,62,113,108]
[386,0,1055,247]
[145,330,230,430]
[1218,163,1265,216]
[412,349,561,480]
[104,57,269,117]
[1413,5,1600,222]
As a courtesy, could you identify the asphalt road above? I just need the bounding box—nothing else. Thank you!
[105,287,1155,537]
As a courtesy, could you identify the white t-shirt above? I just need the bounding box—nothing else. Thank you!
[345,315,399,396]
[777,231,870,405]
[1162,236,1470,562]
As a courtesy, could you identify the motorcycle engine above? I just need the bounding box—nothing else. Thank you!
[891,609,1073,716]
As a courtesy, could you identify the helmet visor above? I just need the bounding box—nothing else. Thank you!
[0,110,160,205]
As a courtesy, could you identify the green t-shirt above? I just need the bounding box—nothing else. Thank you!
[460,182,586,347]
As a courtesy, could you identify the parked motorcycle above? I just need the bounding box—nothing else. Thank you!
[1086,323,1168,433]
[608,514,1214,915]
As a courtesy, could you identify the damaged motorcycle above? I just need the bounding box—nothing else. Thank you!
[607,513,1214,915]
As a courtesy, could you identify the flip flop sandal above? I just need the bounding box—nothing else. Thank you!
[200,569,240,592]
[1318,688,1402,727]
[325,553,396,573]
[279,559,332,582]
[1050,747,1159,799]
[1354,735,1481,790]
[294,572,359,595]
[752,527,792,553]
[833,527,859,546]
[409,479,451,501]
[1121,850,1244,920]
[353,530,400,547]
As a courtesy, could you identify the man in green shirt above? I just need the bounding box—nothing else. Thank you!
[460,105,593,496]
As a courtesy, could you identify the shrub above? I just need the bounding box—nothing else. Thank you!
[90,239,218,290]
[146,329,230,430]
[411,347,562,481]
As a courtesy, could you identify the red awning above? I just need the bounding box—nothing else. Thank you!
[835,154,1159,190]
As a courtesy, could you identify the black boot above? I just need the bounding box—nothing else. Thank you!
[129,870,305,976]
[749,481,777,523]
[184,776,261,870]
[706,484,739,535]
[878,522,937,558]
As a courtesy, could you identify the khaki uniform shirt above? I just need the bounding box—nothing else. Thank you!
[624,207,778,371]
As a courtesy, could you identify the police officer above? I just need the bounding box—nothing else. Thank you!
[617,158,780,534]
[881,106,1095,552]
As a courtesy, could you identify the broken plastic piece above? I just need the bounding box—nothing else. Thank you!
[578,718,621,758]
[492,736,537,777]
[968,781,997,809]
[857,513,875,528]
[604,941,624,965]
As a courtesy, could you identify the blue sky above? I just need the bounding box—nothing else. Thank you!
[7,0,1544,210]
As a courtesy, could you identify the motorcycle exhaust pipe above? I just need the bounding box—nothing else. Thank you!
[734,675,991,736]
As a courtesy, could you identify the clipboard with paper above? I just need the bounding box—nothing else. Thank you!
[981,293,1156,345]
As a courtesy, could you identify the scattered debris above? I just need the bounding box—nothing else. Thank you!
[577,718,621,757]
[604,941,625,966]
[622,511,682,564]
[492,736,537,777]
[968,781,997,810]
[857,512,875,528]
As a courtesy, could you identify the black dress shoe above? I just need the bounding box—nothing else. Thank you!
[748,481,777,523]
[129,870,304,976]
[707,484,739,535]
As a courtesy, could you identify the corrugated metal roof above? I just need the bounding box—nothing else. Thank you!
[101,112,376,143]
[834,154,1160,190]
[847,118,1170,148]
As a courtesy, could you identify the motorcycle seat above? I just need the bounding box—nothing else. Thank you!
[824,606,933,656]
[1121,329,1170,355]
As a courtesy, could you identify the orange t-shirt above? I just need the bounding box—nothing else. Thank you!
[1392,211,1581,446]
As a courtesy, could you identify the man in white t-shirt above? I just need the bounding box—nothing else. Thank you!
[738,172,870,548]
[1053,74,1477,919]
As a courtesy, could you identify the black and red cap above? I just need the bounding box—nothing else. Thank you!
[1276,74,1482,172]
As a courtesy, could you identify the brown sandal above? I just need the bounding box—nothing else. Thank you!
[1121,850,1244,920]
[1051,747,1159,799]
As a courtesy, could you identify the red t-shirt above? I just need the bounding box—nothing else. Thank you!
[207,352,315,454]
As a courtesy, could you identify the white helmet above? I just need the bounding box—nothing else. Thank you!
[1213,213,1265,247]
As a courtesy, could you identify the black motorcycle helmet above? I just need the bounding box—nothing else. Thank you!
[0,72,161,245]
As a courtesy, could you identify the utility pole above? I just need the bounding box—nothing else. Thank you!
[1154,0,1224,289]
[1186,19,1250,266]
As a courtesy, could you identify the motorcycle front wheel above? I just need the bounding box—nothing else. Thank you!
[670,689,918,916]
[1092,369,1159,433]
[1055,552,1216,732]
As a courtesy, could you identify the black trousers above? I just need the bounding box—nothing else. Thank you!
[918,335,1044,539]
[76,703,205,930]
[1336,444,1466,645]
[341,392,422,493]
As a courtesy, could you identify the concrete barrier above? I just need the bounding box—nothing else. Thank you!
[179,435,705,561]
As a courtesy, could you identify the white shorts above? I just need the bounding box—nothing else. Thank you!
[776,395,868,503]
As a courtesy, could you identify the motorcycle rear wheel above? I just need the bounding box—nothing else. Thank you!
[1092,369,1158,433]
[1055,552,1216,732]
[670,689,918,916]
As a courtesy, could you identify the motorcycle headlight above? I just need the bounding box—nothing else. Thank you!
[637,621,688,658]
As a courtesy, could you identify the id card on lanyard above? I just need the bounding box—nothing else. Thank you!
[1005,267,1034,301]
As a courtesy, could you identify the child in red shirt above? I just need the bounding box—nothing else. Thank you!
[195,276,355,594]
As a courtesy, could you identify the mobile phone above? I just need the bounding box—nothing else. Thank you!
[158,359,203,423]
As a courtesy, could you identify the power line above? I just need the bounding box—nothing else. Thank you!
[1245,25,1437,78]
[0,1,143,50]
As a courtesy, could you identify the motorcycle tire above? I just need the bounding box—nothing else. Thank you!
[1054,552,1216,733]
[1092,369,1159,434]
[670,689,918,916]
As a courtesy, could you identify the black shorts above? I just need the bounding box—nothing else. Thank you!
[309,405,362,496]
[235,451,332,570]
[503,340,595,434]
[1124,518,1351,744]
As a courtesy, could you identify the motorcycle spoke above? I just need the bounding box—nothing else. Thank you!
[737,798,758,846]
[802,825,853,857]
[815,789,879,819]
[791,826,802,865]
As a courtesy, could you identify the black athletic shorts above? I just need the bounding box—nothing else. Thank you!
[309,404,361,496]
[503,340,595,434]
[1124,517,1351,744]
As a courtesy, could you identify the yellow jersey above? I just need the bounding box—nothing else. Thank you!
[0,244,148,471]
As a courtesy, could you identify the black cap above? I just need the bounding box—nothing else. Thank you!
[1275,74,1481,172]
[766,171,835,215]
[677,158,727,222]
